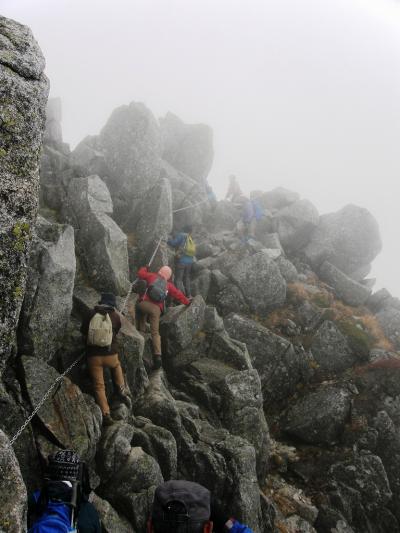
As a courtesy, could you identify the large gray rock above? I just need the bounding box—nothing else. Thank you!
[218,369,270,480]
[319,261,371,307]
[0,15,49,369]
[160,112,213,183]
[131,416,177,480]
[134,178,172,271]
[18,217,76,361]
[310,321,356,374]
[275,256,298,283]
[64,175,129,294]
[159,160,208,231]
[97,422,163,532]
[117,316,148,402]
[98,102,162,220]
[285,386,352,444]
[160,295,206,358]
[376,307,400,350]
[20,356,102,462]
[274,199,319,251]
[224,314,311,405]
[229,251,286,314]
[367,288,392,313]
[303,205,382,275]
[330,454,392,513]
[0,429,27,532]
[70,135,109,178]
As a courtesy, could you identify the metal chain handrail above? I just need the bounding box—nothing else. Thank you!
[9,352,85,447]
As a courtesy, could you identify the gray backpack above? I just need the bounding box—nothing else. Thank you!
[147,277,168,302]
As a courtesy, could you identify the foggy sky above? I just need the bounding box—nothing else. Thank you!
[2,0,400,295]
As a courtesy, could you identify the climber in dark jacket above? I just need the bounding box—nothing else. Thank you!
[28,450,101,533]
[167,225,196,297]
[80,292,131,426]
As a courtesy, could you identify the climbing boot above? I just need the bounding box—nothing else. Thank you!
[153,354,162,370]
[102,414,115,427]
[116,385,132,410]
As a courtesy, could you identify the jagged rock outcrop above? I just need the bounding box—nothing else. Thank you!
[376,307,400,350]
[252,187,300,210]
[18,217,76,360]
[303,204,382,275]
[64,175,130,294]
[98,102,162,221]
[0,15,49,370]
[160,112,213,183]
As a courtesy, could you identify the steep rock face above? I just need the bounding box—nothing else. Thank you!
[18,217,76,361]
[160,112,213,183]
[229,251,286,314]
[64,175,129,294]
[0,430,27,532]
[303,204,382,275]
[98,102,162,221]
[0,15,49,370]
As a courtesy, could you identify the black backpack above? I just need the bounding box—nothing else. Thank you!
[147,276,168,302]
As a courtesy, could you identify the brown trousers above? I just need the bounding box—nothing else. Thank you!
[137,300,162,355]
[87,353,124,416]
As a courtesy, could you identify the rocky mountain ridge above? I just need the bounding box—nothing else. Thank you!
[1,14,400,533]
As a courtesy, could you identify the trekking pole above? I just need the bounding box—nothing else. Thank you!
[120,237,163,314]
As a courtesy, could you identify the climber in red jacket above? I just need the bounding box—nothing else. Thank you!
[136,265,190,369]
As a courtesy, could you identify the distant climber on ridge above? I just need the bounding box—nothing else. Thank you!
[136,265,190,369]
[80,292,131,426]
[167,224,196,298]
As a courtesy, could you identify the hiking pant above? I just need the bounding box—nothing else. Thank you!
[87,354,124,416]
[175,263,192,297]
[137,300,162,355]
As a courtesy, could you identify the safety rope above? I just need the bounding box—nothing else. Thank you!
[9,352,85,447]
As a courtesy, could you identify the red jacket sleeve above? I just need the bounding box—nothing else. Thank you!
[168,283,190,305]
[137,266,152,281]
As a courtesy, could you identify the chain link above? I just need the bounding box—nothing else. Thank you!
[9,353,85,447]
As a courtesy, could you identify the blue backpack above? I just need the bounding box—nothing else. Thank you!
[28,490,76,533]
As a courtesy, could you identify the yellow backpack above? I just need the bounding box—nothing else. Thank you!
[184,234,196,257]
